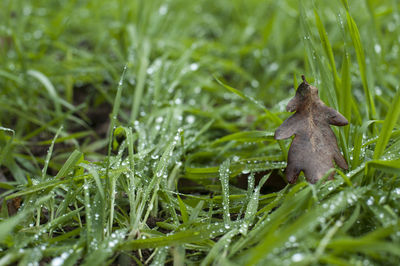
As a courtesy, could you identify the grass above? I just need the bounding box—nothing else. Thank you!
[1,0,400,265]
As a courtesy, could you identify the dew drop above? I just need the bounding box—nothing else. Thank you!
[175,98,182,105]
[158,5,168,15]
[292,253,304,262]
[186,115,195,124]
[190,63,199,71]
[374,44,382,54]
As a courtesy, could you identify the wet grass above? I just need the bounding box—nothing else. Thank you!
[1,0,400,265]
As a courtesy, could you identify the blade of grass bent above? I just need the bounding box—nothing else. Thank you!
[215,76,282,125]
[54,150,83,179]
[27,69,62,115]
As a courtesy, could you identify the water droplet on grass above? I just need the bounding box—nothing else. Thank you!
[186,115,195,124]
[158,5,168,15]
[292,253,304,262]
[374,44,382,54]
[251,80,259,88]
[50,255,67,266]
[242,169,250,174]
[190,63,199,71]
[367,197,374,205]
[156,116,163,123]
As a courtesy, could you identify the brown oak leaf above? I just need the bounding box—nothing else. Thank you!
[274,75,348,184]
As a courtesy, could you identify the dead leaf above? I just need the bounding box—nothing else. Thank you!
[275,75,348,184]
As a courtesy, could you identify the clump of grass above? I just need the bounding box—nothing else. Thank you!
[1,0,400,265]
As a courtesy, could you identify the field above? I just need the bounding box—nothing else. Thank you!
[1,0,400,265]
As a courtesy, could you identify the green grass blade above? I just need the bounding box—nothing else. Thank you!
[107,65,128,177]
[366,158,400,176]
[343,9,376,121]
[239,174,270,235]
[215,76,282,125]
[27,69,62,115]
[201,229,239,266]
[212,131,274,145]
[41,126,63,180]
[0,127,15,168]
[0,212,27,243]
[121,222,237,250]
[54,150,83,179]
[219,159,231,227]
[341,51,352,139]
[314,9,341,105]
[177,195,189,224]
[130,41,151,122]
[373,88,400,159]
